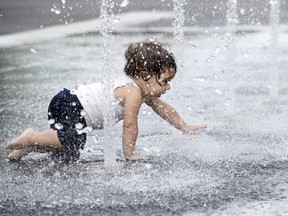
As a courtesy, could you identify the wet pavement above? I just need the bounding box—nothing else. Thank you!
[1,0,288,215]
[1,29,288,215]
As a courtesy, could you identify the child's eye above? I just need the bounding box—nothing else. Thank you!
[166,79,171,84]
[161,80,170,86]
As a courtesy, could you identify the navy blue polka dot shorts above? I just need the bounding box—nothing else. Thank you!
[48,88,87,163]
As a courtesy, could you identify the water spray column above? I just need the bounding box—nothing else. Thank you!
[172,0,185,81]
[171,0,185,137]
[225,0,238,115]
[269,0,280,99]
[100,0,116,166]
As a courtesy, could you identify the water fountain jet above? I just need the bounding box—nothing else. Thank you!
[268,0,281,99]
[225,0,238,115]
[100,0,116,167]
[172,0,185,80]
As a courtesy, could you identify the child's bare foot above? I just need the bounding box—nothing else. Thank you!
[7,148,33,161]
[5,128,36,150]
[126,151,148,162]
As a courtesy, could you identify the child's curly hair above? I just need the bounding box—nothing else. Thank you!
[124,42,177,79]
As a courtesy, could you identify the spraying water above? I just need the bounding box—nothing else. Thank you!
[1,4,288,214]
[100,0,116,166]
[171,0,185,139]
[172,0,185,81]
[269,0,280,99]
[225,0,238,115]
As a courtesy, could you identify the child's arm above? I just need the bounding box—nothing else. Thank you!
[115,86,143,160]
[146,98,207,133]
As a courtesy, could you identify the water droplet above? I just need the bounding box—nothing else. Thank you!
[187,106,192,111]
[48,119,55,125]
[51,7,61,15]
[77,126,92,135]
[269,0,279,5]
[144,163,152,169]
[30,48,37,53]
[71,101,76,106]
[75,123,83,129]
[55,123,63,130]
[214,47,220,54]
[149,36,155,42]
[113,16,120,23]
[206,55,215,63]
[120,0,129,7]
[242,51,248,58]
[240,8,245,15]
[215,89,223,95]
[80,110,86,116]
[83,127,93,133]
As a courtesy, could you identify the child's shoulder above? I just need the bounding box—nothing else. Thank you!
[114,84,142,102]
[114,75,139,89]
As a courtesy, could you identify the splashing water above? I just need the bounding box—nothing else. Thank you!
[225,0,238,115]
[269,0,280,99]
[100,0,116,167]
[120,0,129,8]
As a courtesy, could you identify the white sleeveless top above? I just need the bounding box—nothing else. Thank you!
[73,76,139,129]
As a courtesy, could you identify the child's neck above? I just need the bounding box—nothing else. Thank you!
[131,77,145,97]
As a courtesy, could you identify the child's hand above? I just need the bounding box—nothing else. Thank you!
[183,124,208,134]
[126,151,148,162]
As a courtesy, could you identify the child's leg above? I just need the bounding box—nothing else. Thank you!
[5,128,62,151]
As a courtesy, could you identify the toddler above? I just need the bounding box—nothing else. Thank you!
[5,42,207,162]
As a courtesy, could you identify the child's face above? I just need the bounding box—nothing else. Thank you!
[142,67,176,99]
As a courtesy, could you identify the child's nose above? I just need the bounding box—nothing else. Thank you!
[165,83,171,91]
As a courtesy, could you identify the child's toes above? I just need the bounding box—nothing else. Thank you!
[7,149,31,161]
[5,142,14,149]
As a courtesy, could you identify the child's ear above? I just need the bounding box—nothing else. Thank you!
[141,70,151,81]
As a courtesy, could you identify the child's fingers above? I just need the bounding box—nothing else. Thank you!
[191,124,208,130]
[183,124,208,134]
[198,124,208,129]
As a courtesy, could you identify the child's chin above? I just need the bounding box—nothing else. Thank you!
[154,95,161,99]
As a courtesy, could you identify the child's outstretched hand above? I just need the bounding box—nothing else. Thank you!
[126,151,148,162]
[183,124,208,134]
